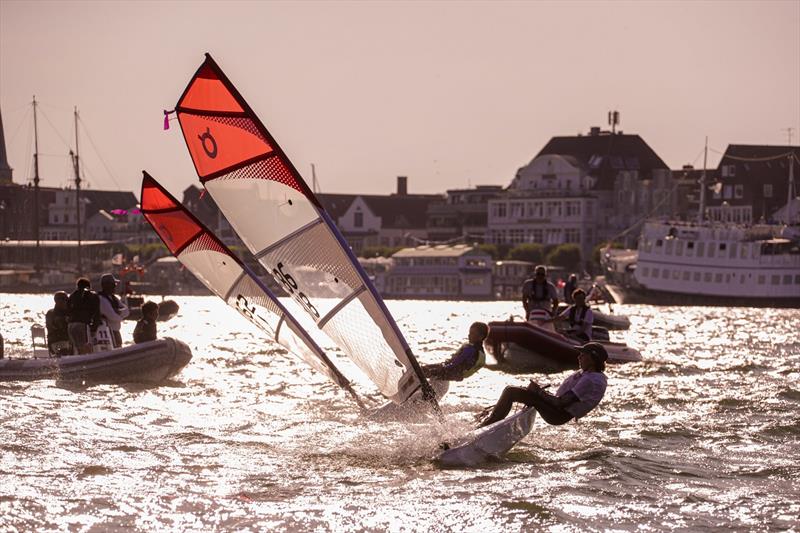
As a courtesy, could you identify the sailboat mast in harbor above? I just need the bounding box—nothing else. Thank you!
[697,136,708,223]
[69,106,82,276]
[32,96,41,272]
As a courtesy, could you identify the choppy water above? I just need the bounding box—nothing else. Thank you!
[1,294,799,531]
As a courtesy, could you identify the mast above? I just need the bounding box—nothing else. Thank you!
[788,151,796,224]
[697,136,708,223]
[69,106,82,276]
[32,96,41,272]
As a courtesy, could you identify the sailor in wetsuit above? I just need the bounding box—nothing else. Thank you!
[521,265,559,319]
[421,322,489,381]
[133,301,158,344]
[45,291,72,355]
[478,342,608,427]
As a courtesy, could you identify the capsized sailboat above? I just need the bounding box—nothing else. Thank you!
[140,171,363,407]
[170,53,437,407]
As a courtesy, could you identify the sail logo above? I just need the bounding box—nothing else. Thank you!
[272,262,320,319]
[198,127,218,159]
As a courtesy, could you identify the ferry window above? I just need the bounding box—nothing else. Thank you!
[704,272,712,282]
[693,272,701,282]
[676,241,684,256]
[719,243,726,251]
[763,184,773,198]
[665,240,674,254]
[673,270,680,280]
[771,275,780,285]
[729,243,737,258]
[783,275,792,285]
[697,242,705,257]
[758,275,765,284]
[740,245,747,259]
[652,269,659,279]
[708,244,715,258]
[682,271,690,281]
[714,273,722,283]
[795,275,800,284]
[656,239,663,247]
[687,241,694,249]
[642,267,649,277]
[741,274,746,284]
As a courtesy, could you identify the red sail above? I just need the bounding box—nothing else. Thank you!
[140,176,205,256]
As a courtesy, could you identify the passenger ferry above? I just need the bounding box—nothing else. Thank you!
[602,221,800,307]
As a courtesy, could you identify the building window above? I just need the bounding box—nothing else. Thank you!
[772,275,780,285]
[565,228,580,243]
[715,273,722,283]
[642,267,649,277]
[693,272,701,282]
[704,272,712,282]
[758,275,765,284]
[682,271,690,281]
[783,275,792,285]
[354,211,363,228]
[764,184,773,198]
[734,185,743,199]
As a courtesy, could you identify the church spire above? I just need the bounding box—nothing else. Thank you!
[0,106,13,184]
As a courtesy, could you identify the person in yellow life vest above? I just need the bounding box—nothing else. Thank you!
[421,322,489,381]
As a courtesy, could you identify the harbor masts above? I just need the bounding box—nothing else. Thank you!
[32,96,41,272]
[698,136,708,223]
[788,152,797,224]
[69,106,82,276]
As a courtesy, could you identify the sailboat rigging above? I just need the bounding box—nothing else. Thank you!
[170,53,438,408]
[139,171,364,407]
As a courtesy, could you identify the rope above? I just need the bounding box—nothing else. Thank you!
[78,115,122,191]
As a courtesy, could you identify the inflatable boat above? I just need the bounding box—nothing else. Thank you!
[485,318,641,373]
[0,338,192,384]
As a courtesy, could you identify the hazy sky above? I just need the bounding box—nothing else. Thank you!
[1,0,798,198]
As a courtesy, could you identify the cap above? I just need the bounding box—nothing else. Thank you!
[100,273,120,286]
[578,342,608,363]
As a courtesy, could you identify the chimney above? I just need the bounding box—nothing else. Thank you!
[589,126,601,136]
[397,176,408,196]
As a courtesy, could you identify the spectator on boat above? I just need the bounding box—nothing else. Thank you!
[563,274,578,305]
[551,288,594,342]
[421,322,489,381]
[133,301,158,344]
[45,291,72,356]
[98,273,130,348]
[478,342,608,427]
[521,265,559,319]
[67,277,101,354]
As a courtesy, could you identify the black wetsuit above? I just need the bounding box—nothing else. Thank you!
[45,307,71,355]
[133,318,157,344]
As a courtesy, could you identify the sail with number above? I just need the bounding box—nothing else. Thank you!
[171,53,436,406]
[139,171,362,407]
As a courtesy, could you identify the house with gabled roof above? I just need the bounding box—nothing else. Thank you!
[487,126,673,260]
[707,144,799,223]
[317,177,442,255]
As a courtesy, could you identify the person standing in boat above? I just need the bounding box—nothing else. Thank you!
[563,274,578,305]
[521,265,559,319]
[133,301,158,344]
[67,278,101,354]
[45,291,72,355]
[98,273,129,348]
[478,342,608,427]
[551,288,594,342]
[421,322,489,381]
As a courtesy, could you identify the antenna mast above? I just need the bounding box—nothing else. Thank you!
[698,137,708,223]
[69,106,83,276]
[32,96,41,272]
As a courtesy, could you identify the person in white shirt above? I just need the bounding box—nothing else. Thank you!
[478,342,608,427]
[98,273,130,348]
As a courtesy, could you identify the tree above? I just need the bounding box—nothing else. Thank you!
[509,243,545,264]
[475,243,500,259]
[545,244,582,272]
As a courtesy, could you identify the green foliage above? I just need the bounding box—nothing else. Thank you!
[362,246,404,258]
[475,243,500,259]
[545,244,582,271]
[509,243,545,264]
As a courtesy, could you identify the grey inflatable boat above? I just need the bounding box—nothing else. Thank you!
[0,338,192,384]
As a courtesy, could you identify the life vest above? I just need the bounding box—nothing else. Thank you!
[527,280,552,301]
[568,305,590,327]
[461,345,486,379]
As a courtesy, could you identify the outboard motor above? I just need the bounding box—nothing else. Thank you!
[527,309,556,332]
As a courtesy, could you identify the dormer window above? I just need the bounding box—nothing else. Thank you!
[354,211,363,228]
